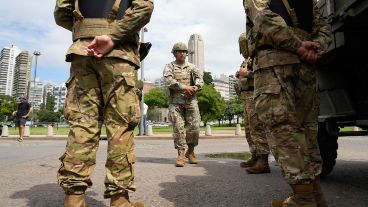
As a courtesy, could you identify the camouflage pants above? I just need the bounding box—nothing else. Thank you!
[240,90,270,156]
[168,100,200,150]
[57,56,141,198]
[254,63,322,185]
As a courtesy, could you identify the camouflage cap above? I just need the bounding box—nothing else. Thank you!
[239,32,248,58]
[171,42,188,54]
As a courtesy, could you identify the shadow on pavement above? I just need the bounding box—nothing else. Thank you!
[158,158,285,207]
[158,157,368,207]
[321,160,368,207]
[10,183,106,207]
[137,156,174,165]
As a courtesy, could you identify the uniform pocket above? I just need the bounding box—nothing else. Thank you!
[254,84,289,127]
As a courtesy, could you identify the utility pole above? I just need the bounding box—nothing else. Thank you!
[139,27,148,136]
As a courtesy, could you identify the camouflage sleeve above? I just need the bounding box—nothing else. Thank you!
[109,0,154,43]
[163,64,186,91]
[311,0,332,50]
[247,0,302,52]
[54,0,74,31]
[192,66,204,91]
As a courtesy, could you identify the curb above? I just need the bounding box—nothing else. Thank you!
[0,134,245,141]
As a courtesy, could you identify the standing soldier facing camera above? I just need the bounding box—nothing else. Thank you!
[163,42,204,167]
[54,0,153,206]
[244,0,332,206]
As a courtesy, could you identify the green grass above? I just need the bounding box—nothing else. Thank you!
[206,151,251,160]
[5,125,241,135]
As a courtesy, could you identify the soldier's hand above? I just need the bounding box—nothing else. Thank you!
[184,86,197,97]
[238,66,249,78]
[296,41,321,64]
[86,35,115,58]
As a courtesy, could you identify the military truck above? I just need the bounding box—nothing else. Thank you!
[317,0,368,176]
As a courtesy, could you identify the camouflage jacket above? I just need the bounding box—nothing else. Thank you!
[163,61,204,104]
[243,0,332,70]
[54,0,154,66]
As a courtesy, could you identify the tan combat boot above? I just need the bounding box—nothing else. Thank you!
[271,184,317,207]
[240,153,257,168]
[175,149,185,167]
[185,146,198,164]
[110,194,144,207]
[314,176,327,207]
[245,154,270,174]
[64,194,88,207]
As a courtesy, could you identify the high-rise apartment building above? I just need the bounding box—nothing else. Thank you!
[53,84,67,112]
[228,75,237,100]
[188,34,205,74]
[213,74,230,100]
[0,45,21,96]
[12,51,32,98]
[29,77,44,110]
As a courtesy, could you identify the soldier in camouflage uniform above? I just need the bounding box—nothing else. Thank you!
[235,30,270,174]
[54,0,153,206]
[163,42,204,167]
[244,0,331,206]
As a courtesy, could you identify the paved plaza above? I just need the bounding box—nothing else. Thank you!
[0,136,368,207]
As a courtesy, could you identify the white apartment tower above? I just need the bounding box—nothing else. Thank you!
[213,74,230,100]
[53,84,67,112]
[0,45,21,95]
[29,77,44,110]
[12,51,33,98]
[188,34,205,74]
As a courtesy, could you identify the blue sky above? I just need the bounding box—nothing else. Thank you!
[0,0,245,85]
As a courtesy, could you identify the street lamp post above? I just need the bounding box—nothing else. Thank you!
[31,51,41,124]
[139,27,148,136]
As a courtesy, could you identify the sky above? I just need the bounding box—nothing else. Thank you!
[0,0,246,85]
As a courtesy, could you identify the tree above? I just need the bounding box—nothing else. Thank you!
[144,87,168,108]
[37,109,59,122]
[0,95,17,122]
[197,84,225,125]
[224,98,244,126]
[203,71,213,85]
[45,92,56,111]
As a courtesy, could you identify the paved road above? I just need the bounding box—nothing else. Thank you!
[0,136,367,207]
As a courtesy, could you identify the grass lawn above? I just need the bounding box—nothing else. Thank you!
[6,125,241,136]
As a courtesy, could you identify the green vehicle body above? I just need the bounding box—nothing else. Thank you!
[317,0,368,176]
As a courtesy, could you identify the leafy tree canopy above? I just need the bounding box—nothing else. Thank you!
[144,87,169,108]
[197,84,225,124]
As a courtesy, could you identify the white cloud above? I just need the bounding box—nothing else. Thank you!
[0,0,246,84]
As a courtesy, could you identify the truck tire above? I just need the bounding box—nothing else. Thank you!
[318,122,338,177]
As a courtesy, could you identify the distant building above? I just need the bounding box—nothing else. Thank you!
[12,51,32,99]
[188,34,205,74]
[154,77,164,88]
[143,81,155,93]
[0,45,21,96]
[228,75,237,99]
[29,77,44,110]
[53,84,67,112]
[213,74,230,100]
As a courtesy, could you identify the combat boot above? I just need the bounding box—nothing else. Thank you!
[271,184,317,207]
[64,194,88,207]
[240,153,257,168]
[245,154,270,174]
[175,149,185,167]
[314,176,327,207]
[110,194,144,207]
[185,146,198,164]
